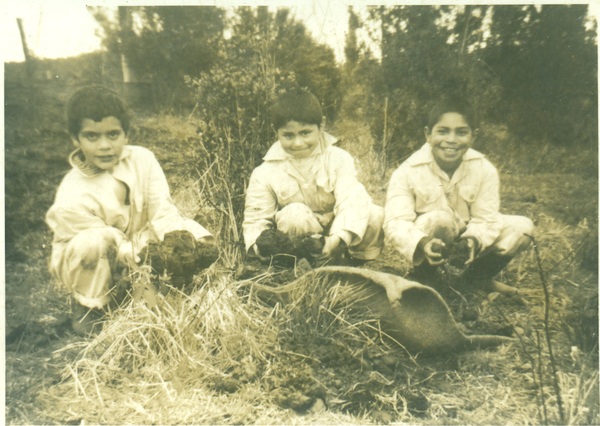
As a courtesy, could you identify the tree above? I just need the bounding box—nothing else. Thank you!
[483,4,597,145]
[187,6,341,244]
[344,6,360,68]
[91,6,225,110]
[353,6,501,164]
[230,7,342,121]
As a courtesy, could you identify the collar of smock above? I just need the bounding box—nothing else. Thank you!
[69,146,132,177]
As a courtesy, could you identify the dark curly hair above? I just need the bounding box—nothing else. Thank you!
[67,86,131,137]
[427,98,477,130]
[270,87,323,130]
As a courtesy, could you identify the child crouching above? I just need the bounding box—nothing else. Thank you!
[243,88,384,266]
[46,86,217,335]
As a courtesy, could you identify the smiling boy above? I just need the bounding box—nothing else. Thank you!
[384,98,534,294]
[46,86,215,334]
[243,88,384,265]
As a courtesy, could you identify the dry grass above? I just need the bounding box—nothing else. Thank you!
[38,262,398,424]
[40,269,273,424]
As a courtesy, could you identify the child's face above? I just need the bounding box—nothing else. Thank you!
[277,121,320,159]
[425,112,474,173]
[72,116,128,171]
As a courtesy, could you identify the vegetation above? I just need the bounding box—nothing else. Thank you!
[345,5,598,167]
[5,4,598,425]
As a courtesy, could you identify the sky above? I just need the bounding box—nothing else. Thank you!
[1,0,353,63]
[2,1,598,64]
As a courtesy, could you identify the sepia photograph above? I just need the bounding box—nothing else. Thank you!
[4,1,598,424]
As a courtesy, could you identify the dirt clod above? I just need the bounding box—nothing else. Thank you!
[447,239,471,268]
[141,230,218,287]
[256,229,324,266]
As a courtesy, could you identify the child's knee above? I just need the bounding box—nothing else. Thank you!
[68,228,119,269]
[275,203,323,237]
[515,216,535,236]
[415,210,459,244]
[369,205,385,228]
[494,216,535,256]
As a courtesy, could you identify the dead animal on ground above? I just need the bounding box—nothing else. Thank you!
[251,266,515,354]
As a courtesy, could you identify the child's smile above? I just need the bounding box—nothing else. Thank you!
[277,121,320,158]
[426,112,474,174]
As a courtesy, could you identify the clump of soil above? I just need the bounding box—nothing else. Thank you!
[446,239,471,268]
[264,355,328,413]
[264,337,428,419]
[255,229,323,266]
[141,230,218,287]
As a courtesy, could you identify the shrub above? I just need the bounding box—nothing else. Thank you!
[187,35,296,250]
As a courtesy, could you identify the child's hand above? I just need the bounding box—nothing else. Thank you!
[321,235,342,258]
[314,212,334,227]
[249,244,269,263]
[462,237,478,265]
[118,241,141,268]
[423,238,447,266]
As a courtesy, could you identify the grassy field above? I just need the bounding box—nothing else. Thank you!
[4,64,599,425]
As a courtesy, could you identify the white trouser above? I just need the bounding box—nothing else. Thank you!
[275,202,384,260]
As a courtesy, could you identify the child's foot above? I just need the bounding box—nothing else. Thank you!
[408,265,446,287]
[111,268,132,306]
[71,302,105,336]
[477,278,519,295]
[348,257,370,267]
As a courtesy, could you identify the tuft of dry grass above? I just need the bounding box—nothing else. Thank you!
[39,261,396,424]
[40,261,428,424]
[40,268,275,423]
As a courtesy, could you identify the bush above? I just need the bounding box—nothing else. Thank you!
[186,35,296,249]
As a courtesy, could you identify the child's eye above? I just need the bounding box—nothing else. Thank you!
[107,131,122,140]
[300,130,312,136]
[436,129,449,135]
[457,129,470,137]
[282,133,295,139]
[82,133,99,141]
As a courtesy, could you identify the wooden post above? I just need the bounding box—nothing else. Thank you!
[16,18,34,77]
[16,18,32,61]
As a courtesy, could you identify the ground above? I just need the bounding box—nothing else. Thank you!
[4,63,599,425]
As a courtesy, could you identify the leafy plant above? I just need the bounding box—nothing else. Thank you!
[186,25,295,249]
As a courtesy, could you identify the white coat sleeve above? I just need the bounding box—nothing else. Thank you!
[242,167,278,251]
[383,166,429,264]
[460,163,503,251]
[328,150,371,246]
[143,153,212,246]
[45,193,128,271]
